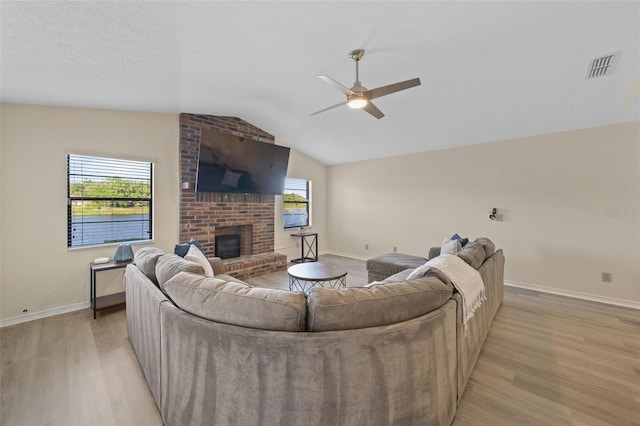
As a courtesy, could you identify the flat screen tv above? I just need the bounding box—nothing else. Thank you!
[196,129,290,195]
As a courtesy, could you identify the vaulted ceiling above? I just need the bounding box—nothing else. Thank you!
[2,1,638,165]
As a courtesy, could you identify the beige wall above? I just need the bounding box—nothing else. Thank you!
[0,104,180,321]
[0,103,330,322]
[1,103,635,320]
[328,122,640,303]
[275,148,328,260]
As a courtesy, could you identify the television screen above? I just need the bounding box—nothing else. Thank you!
[196,129,290,195]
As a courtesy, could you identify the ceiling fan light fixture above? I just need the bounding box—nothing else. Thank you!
[312,48,420,119]
[347,95,368,109]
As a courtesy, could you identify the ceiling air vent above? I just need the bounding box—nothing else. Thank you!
[586,52,619,79]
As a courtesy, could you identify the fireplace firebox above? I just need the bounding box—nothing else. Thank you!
[215,234,241,259]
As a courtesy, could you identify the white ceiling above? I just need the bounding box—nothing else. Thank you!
[2,1,639,165]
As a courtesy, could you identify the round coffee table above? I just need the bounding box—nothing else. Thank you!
[288,262,347,293]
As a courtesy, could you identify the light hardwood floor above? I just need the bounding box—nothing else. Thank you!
[1,254,638,425]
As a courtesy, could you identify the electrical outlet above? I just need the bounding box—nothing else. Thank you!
[601,272,612,283]
[365,243,369,250]
[393,246,397,252]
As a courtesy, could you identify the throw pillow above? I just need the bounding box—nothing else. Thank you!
[174,237,206,257]
[450,233,469,246]
[174,243,191,257]
[185,244,214,277]
[188,237,206,255]
[441,238,462,255]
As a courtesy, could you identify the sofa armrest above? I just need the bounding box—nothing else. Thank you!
[209,257,225,275]
[428,246,441,260]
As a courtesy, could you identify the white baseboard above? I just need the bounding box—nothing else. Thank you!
[0,301,90,328]
[325,250,369,261]
[505,280,640,310]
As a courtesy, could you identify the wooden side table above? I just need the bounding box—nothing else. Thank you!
[290,232,318,263]
[90,260,132,319]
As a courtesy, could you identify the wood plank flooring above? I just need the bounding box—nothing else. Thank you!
[1,254,638,425]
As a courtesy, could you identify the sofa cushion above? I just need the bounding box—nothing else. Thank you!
[156,254,204,290]
[474,237,496,260]
[306,277,453,332]
[163,272,307,332]
[457,241,485,269]
[133,247,165,285]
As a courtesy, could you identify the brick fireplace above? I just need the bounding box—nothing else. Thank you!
[215,224,252,257]
[179,113,286,279]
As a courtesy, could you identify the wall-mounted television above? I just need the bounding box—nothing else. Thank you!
[196,129,290,195]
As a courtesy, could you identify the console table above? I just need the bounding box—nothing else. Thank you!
[290,232,318,263]
[90,260,132,319]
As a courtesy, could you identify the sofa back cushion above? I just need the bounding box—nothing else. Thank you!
[474,237,496,260]
[134,247,165,285]
[163,272,307,332]
[306,277,452,332]
[156,254,204,290]
[457,241,486,269]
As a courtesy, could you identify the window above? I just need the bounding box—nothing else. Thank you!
[283,178,310,229]
[67,154,153,248]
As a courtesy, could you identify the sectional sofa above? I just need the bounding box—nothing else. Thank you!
[125,239,504,426]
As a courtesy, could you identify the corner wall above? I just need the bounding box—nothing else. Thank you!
[274,149,328,261]
[0,103,180,322]
[328,122,640,303]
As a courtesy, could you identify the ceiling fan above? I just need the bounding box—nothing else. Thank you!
[311,49,421,119]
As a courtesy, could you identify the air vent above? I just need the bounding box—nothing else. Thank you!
[586,52,619,79]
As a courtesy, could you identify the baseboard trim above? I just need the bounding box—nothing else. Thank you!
[325,250,369,261]
[0,301,90,328]
[505,280,640,310]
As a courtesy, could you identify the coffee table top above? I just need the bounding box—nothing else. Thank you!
[287,262,347,281]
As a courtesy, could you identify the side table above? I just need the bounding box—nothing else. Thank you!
[288,262,347,294]
[290,232,318,263]
[90,260,132,319]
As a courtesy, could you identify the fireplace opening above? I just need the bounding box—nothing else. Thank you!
[215,234,241,259]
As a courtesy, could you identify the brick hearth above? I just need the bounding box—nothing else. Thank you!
[179,113,286,278]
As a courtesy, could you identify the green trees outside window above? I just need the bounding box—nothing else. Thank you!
[283,178,310,229]
[67,154,153,247]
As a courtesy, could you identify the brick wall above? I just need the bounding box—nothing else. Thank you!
[179,114,276,257]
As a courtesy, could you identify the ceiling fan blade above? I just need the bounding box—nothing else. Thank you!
[317,75,354,96]
[311,100,348,116]
[362,101,385,119]
[365,78,421,100]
